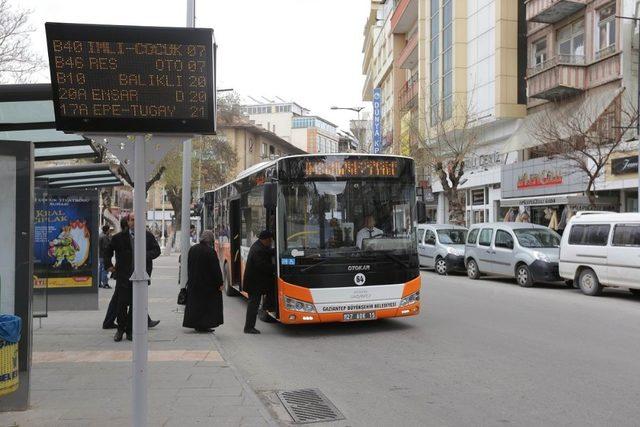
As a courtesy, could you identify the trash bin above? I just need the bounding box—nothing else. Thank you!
[0,315,21,397]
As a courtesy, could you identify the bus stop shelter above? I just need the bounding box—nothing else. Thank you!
[0,83,116,411]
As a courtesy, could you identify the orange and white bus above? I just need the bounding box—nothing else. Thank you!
[203,154,421,324]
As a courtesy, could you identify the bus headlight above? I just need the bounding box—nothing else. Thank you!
[400,291,420,307]
[284,296,316,313]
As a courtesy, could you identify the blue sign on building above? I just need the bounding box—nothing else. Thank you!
[372,87,382,154]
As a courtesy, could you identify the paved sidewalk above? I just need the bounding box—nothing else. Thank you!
[3,254,276,427]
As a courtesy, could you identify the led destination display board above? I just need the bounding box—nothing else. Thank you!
[304,158,400,178]
[45,22,216,133]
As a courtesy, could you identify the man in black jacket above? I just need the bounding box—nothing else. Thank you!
[243,230,276,334]
[105,213,161,341]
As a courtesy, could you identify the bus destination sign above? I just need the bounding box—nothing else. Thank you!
[304,158,399,178]
[45,22,216,133]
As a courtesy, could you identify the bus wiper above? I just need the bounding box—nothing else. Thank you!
[383,252,410,269]
[301,258,330,273]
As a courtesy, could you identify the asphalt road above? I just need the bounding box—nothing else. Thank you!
[213,270,640,427]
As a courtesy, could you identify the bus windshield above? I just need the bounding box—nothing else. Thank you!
[279,179,416,260]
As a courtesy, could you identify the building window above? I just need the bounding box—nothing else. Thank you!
[597,3,616,56]
[558,20,585,62]
[260,143,267,158]
[430,0,440,125]
[532,38,547,67]
[442,0,452,120]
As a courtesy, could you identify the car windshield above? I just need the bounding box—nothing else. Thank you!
[514,228,560,248]
[279,179,416,259]
[437,229,467,244]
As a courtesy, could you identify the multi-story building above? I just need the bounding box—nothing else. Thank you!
[241,101,309,142]
[363,0,397,153]
[241,101,339,154]
[217,122,306,177]
[499,0,639,227]
[290,115,340,153]
[367,0,527,224]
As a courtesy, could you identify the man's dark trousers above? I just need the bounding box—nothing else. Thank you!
[115,281,133,333]
[103,283,152,328]
[244,291,264,331]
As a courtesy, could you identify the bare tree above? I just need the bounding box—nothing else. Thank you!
[529,91,636,205]
[0,0,43,83]
[406,96,480,225]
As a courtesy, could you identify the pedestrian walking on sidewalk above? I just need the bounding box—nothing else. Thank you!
[104,213,161,341]
[98,225,112,289]
[243,230,276,334]
[182,230,224,333]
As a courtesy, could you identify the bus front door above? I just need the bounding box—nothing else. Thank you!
[229,198,242,290]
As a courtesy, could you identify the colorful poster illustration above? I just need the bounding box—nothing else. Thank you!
[34,194,95,288]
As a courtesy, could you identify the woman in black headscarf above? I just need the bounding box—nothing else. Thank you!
[182,230,224,332]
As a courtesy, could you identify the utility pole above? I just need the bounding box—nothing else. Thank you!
[181,0,195,289]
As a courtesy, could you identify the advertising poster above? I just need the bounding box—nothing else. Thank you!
[34,193,96,288]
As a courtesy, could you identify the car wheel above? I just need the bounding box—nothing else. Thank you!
[629,288,640,297]
[578,268,602,296]
[467,259,480,280]
[224,264,237,297]
[435,257,448,275]
[516,264,533,288]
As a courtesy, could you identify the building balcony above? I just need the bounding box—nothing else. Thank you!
[398,73,418,111]
[391,0,418,34]
[526,0,587,24]
[526,55,586,100]
[397,31,418,69]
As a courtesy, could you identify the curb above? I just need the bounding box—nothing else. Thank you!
[211,333,280,427]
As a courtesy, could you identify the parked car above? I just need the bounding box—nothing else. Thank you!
[417,224,468,275]
[559,212,640,297]
[464,222,562,287]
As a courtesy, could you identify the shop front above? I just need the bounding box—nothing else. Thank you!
[500,157,618,233]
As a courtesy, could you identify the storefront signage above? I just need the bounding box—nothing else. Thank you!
[611,156,638,175]
[517,170,563,189]
[501,157,588,198]
[372,87,382,154]
[465,152,503,171]
[45,22,216,133]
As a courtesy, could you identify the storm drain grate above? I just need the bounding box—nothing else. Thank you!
[277,388,345,424]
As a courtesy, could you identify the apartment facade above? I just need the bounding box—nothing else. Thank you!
[217,123,305,178]
[498,0,639,228]
[241,102,309,142]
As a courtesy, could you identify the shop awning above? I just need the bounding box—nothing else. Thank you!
[35,163,123,189]
[503,87,625,153]
[0,84,98,161]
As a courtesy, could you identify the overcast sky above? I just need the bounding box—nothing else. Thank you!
[20,0,369,130]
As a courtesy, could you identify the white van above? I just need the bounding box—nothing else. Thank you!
[559,212,640,296]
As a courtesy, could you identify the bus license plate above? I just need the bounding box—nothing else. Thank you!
[343,311,376,321]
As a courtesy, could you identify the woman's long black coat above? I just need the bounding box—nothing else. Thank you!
[182,242,224,329]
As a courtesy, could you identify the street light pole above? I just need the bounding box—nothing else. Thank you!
[331,105,365,121]
[161,185,166,250]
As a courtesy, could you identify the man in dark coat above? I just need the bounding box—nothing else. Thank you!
[102,218,160,330]
[105,213,161,341]
[182,230,224,332]
[243,230,276,334]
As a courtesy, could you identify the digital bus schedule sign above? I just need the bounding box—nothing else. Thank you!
[45,22,216,134]
[303,158,400,178]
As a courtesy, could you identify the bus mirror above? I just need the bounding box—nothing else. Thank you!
[417,201,427,223]
[263,182,277,209]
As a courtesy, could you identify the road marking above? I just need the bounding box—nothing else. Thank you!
[33,350,223,363]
